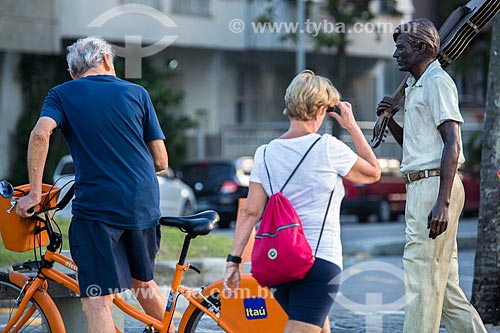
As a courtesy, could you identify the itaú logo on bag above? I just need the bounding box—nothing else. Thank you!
[268,248,278,260]
[244,298,268,320]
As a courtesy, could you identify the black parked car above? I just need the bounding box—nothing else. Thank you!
[178,157,254,228]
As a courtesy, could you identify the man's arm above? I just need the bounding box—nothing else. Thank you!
[146,139,168,172]
[223,181,267,295]
[16,117,57,217]
[387,118,404,147]
[427,120,461,239]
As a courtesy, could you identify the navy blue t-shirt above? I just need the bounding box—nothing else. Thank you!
[41,75,165,230]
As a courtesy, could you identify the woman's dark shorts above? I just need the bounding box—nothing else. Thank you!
[271,258,342,327]
[69,217,161,297]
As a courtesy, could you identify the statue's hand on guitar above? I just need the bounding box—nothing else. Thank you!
[370,97,400,149]
[376,96,399,117]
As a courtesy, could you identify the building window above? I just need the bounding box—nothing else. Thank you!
[378,0,398,15]
[120,0,162,11]
[172,0,211,16]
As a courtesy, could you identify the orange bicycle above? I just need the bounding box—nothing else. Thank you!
[0,180,287,332]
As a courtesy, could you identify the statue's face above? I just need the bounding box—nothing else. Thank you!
[393,34,420,73]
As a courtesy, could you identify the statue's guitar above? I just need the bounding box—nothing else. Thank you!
[370,0,500,149]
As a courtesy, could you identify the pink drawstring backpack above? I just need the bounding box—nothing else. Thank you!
[251,137,335,287]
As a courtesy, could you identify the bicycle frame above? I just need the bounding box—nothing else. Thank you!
[3,210,287,333]
[177,274,288,332]
[3,235,202,332]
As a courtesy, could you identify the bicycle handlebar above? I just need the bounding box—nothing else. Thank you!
[30,183,75,220]
[1,180,74,220]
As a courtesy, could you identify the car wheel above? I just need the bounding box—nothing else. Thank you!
[357,213,369,223]
[217,213,234,229]
[181,202,194,216]
[218,220,231,228]
[377,200,391,222]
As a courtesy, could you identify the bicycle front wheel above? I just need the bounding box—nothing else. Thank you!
[184,307,226,333]
[0,273,54,332]
[183,293,225,333]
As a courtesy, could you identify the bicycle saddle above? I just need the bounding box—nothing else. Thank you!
[159,210,220,238]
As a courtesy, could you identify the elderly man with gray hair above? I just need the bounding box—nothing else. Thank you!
[17,36,171,333]
[377,19,487,332]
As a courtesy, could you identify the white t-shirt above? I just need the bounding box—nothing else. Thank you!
[401,60,465,173]
[250,133,358,269]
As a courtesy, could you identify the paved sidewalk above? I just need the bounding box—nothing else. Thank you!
[329,250,499,333]
[153,218,481,286]
[144,218,500,332]
[330,310,500,333]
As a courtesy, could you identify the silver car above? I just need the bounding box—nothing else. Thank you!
[52,155,197,219]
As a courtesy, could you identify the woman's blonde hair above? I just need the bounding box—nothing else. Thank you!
[283,70,340,120]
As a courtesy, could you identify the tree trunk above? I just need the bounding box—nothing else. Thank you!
[471,14,500,324]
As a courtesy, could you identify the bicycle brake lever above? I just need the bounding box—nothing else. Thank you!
[12,260,41,271]
[7,198,17,214]
[189,264,201,274]
[6,198,35,214]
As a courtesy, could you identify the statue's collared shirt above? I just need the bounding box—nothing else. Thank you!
[400,60,465,173]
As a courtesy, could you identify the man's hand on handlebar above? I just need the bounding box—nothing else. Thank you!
[16,194,39,218]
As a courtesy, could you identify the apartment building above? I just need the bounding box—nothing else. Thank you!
[0,0,415,178]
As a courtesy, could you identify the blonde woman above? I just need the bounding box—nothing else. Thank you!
[223,70,381,333]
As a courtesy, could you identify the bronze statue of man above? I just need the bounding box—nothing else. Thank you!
[377,18,487,333]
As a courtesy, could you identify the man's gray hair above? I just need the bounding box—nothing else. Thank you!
[66,36,115,78]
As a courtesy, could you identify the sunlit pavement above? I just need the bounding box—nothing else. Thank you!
[329,250,500,332]
[121,218,500,332]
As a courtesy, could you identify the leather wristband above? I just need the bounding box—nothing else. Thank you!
[226,254,242,264]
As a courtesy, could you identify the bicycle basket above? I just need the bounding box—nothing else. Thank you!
[0,184,60,252]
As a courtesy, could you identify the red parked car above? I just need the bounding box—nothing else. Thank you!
[341,158,479,223]
[342,159,405,222]
[460,170,480,216]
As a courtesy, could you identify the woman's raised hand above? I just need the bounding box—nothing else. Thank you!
[328,101,358,132]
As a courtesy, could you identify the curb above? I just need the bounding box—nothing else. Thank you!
[343,235,477,257]
[152,235,479,286]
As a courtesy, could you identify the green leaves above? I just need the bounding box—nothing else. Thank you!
[10,54,195,184]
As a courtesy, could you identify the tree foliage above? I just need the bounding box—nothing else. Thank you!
[10,54,68,185]
[10,54,194,184]
[317,0,375,49]
[254,0,396,53]
[315,0,381,91]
